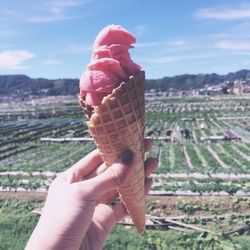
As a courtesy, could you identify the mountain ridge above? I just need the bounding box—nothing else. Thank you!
[1,69,250,97]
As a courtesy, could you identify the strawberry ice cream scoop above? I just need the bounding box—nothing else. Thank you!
[79,25,141,106]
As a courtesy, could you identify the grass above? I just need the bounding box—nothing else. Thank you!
[0,198,41,250]
[1,198,249,250]
[105,225,250,250]
[1,96,250,249]
[0,142,95,172]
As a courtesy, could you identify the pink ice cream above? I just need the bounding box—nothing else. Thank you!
[79,25,141,106]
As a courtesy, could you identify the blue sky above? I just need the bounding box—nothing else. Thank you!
[1,0,250,79]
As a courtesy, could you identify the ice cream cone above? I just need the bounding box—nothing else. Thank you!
[79,71,145,233]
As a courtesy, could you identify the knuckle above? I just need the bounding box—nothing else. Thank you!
[69,182,94,201]
[108,167,123,188]
[69,184,83,198]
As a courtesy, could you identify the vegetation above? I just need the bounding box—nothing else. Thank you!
[0,198,41,250]
[1,69,250,98]
[0,95,250,249]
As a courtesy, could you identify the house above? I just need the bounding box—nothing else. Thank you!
[232,80,244,95]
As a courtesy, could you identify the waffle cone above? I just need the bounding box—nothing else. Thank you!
[79,71,145,233]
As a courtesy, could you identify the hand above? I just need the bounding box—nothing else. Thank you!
[25,139,158,250]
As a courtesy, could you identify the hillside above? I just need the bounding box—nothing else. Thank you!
[0,69,250,97]
[146,69,250,90]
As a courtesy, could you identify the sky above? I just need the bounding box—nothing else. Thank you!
[1,0,250,79]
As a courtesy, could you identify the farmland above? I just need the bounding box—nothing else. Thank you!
[0,95,250,249]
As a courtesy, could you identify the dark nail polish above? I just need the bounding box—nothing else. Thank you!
[121,149,134,165]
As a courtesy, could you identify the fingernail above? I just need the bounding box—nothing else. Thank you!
[120,149,134,165]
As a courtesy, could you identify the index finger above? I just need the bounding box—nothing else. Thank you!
[64,138,153,183]
[85,138,153,180]
[63,148,103,182]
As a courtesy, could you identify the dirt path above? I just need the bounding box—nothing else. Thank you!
[232,145,250,161]
[209,119,221,129]
[183,145,193,169]
[192,121,198,143]
[146,195,250,217]
[206,145,230,169]
[0,191,46,200]
[1,191,249,219]
[152,173,250,180]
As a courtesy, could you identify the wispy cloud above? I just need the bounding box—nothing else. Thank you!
[43,59,62,65]
[215,40,250,51]
[141,53,215,64]
[195,4,250,20]
[65,44,91,53]
[26,15,74,22]
[0,9,17,21]
[134,25,147,36]
[137,39,187,48]
[26,0,93,23]
[0,30,18,38]
[48,0,92,14]
[168,40,187,46]
[0,50,35,70]
[243,59,250,65]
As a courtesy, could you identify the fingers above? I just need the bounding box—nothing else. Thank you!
[97,190,119,204]
[64,138,153,183]
[144,158,159,177]
[85,162,108,180]
[112,203,128,222]
[144,138,153,152]
[73,139,157,201]
[86,138,153,180]
[95,147,158,204]
[81,149,135,199]
[91,177,154,239]
[90,203,128,246]
[63,149,103,183]
[97,157,157,203]
[145,178,153,195]
[94,178,153,230]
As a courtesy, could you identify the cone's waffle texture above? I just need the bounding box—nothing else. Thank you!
[79,71,145,233]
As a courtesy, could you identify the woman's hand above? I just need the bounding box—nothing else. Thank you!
[25,139,158,250]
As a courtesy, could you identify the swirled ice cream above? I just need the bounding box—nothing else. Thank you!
[79,25,141,106]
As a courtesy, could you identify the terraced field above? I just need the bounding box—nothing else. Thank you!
[1,96,250,193]
[1,95,250,249]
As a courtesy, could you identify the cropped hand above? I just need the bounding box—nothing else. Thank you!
[25,139,158,250]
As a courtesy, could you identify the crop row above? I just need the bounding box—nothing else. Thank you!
[0,142,95,172]
[154,141,250,174]
[152,177,250,195]
[0,118,89,151]
[1,174,249,195]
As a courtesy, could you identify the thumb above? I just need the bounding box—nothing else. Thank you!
[85,149,135,198]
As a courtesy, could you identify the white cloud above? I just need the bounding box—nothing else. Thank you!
[141,53,215,64]
[243,60,250,65]
[215,40,250,51]
[48,0,91,14]
[136,41,164,48]
[0,30,18,38]
[26,15,73,22]
[65,44,91,53]
[0,9,17,21]
[43,59,62,65]
[27,0,92,23]
[0,50,35,70]
[168,40,187,46]
[134,25,147,36]
[137,39,187,48]
[195,5,250,20]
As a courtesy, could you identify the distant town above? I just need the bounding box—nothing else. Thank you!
[1,69,250,101]
[146,78,250,97]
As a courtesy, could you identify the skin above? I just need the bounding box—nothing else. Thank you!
[25,139,158,250]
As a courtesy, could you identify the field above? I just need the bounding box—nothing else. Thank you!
[0,95,250,249]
